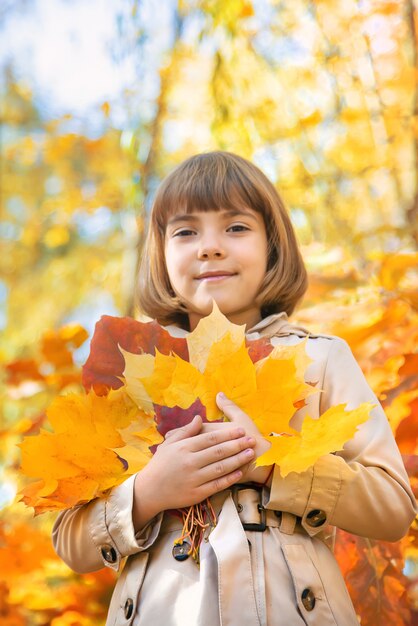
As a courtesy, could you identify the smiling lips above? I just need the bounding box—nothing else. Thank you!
[196,271,236,281]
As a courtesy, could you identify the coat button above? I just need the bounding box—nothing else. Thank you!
[124,597,134,619]
[306,509,327,527]
[172,541,191,561]
[100,543,117,563]
[301,588,316,611]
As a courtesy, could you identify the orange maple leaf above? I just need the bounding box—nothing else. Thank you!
[19,389,162,513]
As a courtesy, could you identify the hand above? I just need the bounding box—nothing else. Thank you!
[132,415,256,531]
[202,393,273,484]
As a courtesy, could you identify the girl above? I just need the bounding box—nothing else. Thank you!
[53,151,417,626]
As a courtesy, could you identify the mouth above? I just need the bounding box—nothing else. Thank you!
[195,271,237,282]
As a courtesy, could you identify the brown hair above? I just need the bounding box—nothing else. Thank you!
[136,151,308,328]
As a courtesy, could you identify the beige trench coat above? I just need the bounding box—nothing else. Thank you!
[52,313,417,626]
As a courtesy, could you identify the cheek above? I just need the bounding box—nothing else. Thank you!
[164,246,187,292]
[164,245,177,286]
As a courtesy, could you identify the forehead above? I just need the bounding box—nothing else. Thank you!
[166,206,263,226]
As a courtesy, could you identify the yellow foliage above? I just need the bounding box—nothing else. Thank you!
[256,403,373,476]
[201,338,258,420]
[121,349,155,414]
[122,306,371,474]
[245,355,315,435]
[163,354,204,409]
[19,389,161,512]
[123,308,303,423]
[187,301,245,372]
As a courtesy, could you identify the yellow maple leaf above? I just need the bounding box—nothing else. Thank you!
[201,338,257,420]
[138,350,178,406]
[256,403,374,476]
[243,356,308,435]
[120,348,155,414]
[113,420,163,474]
[19,389,158,512]
[256,337,311,378]
[128,335,260,421]
[187,301,245,372]
[162,354,203,408]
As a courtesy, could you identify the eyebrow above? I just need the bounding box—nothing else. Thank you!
[167,208,258,226]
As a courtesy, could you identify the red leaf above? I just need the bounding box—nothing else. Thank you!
[82,315,189,395]
[246,336,274,362]
[154,398,215,436]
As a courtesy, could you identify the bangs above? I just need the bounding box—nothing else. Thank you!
[153,153,266,231]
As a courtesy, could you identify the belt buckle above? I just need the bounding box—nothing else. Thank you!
[232,484,266,532]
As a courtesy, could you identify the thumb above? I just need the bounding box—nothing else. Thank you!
[216,392,240,419]
[164,415,202,442]
[216,393,252,426]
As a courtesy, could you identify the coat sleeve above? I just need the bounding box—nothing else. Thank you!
[52,473,163,574]
[266,336,417,541]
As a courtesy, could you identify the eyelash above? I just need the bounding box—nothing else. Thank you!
[173,229,196,237]
[227,224,249,232]
[173,224,250,237]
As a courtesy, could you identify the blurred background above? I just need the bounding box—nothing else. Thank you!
[1,0,418,624]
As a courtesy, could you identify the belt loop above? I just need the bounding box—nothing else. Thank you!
[279,512,297,535]
[231,484,267,532]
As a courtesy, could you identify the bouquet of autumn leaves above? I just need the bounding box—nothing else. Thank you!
[19,305,373,515]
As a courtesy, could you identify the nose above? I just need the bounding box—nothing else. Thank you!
[198,249,224,259]
[197,235,225,260]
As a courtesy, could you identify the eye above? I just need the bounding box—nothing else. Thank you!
[173,228,196,237]
[227,224,250,233]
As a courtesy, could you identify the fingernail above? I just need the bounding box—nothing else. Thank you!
[245,448,255,456]
[217,392,226,400]
[194,414,201,419]
[246,437,255,444]
[237,428,245,436]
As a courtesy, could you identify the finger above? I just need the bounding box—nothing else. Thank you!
[200,420,228,431]
[187,425,247,452]
[216,392,253,425]
[197,464,246,498]
[165,415,202,442]
[198,446,255,484]
[199,469,244,499]
[194,435,256,468]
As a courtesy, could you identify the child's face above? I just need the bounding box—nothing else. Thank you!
[164,208,268,330]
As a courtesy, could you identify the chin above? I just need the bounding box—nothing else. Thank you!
[192,298,228,317]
